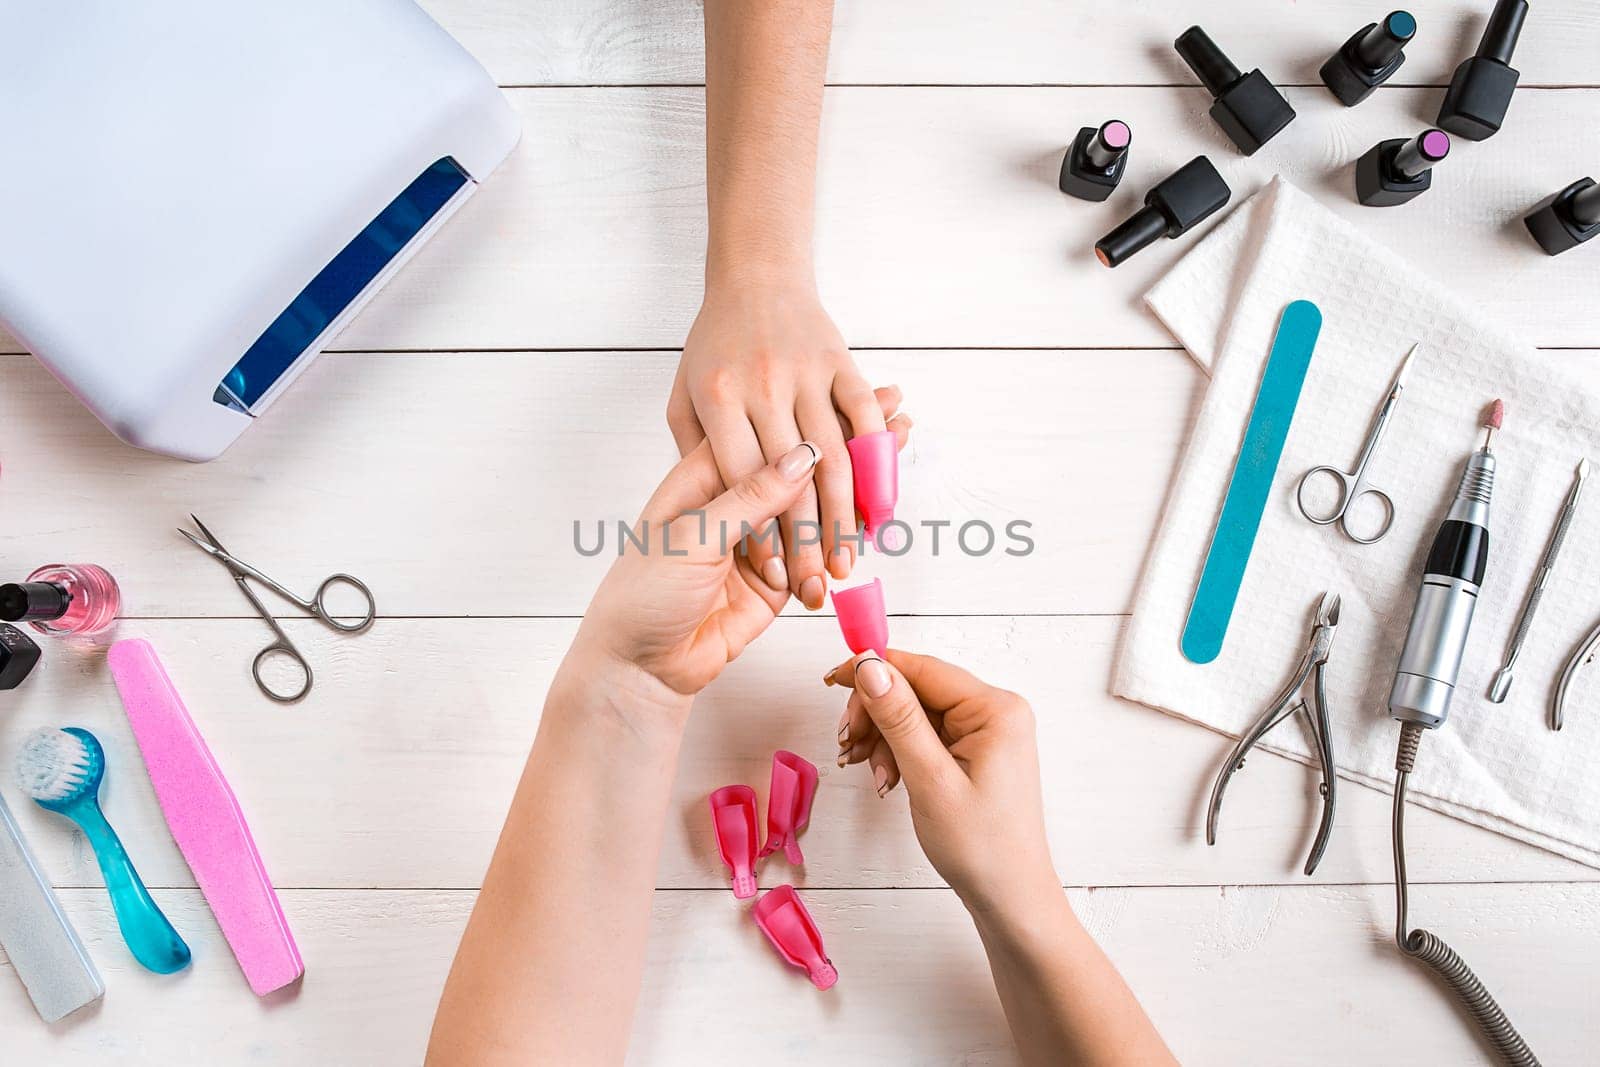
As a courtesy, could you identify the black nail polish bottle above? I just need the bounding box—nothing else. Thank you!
[1174,27,1295,155]
[0,624,42,691]
[1525,178,1600,255]
[1094,157,1231,268]
[1321,11,1416,106]
[1059,120,1132,202]
[1355,129,1450,206]
[1437,0,1528,140]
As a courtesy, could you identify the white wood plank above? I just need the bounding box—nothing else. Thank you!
[4,884,1595,1064]
[0,347,1201,618]
[417,0,1600,88]
[6,348,1599,619]
[3,87,1597,358]
[1,616,1588,890]
[280,87,1600,352]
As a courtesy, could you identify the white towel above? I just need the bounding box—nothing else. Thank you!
[1114,177,1600,868]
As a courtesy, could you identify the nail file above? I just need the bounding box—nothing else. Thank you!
[1182,300,1323,664]
[107,639,304,995]
[0,791,105,1022]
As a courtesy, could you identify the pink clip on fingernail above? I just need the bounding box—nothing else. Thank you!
[759,751,818,865]
[709,785,759,899]
[754,885,837,990]
[832,577,888,656]
[847,430,900,551]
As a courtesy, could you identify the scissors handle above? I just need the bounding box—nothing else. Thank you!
[252,641,313,704]
[1296,466,1357,525]
[311,574,377,634]
[1295,466,1395,543]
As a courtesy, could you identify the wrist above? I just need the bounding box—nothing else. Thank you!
[548,640,695,742]
[704,239,815,294]
[960,863,1071,932]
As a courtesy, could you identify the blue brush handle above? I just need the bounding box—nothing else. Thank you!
[72,801,191,974]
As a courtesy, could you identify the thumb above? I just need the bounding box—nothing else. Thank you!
[852,653,955,790]
[703,441,820,545]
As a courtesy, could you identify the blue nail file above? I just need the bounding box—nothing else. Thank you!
[1182,300,1322,664]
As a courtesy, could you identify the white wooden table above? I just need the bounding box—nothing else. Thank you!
[5,3,1599,1062]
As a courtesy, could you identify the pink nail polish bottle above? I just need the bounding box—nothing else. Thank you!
[0,564,121,636]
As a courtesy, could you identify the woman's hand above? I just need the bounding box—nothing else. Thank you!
[827,652,1177,1066]
[571,396,911,721]
[827,650,1059,912]
[667,279,900,611]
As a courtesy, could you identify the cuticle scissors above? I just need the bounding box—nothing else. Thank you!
[1295,343,1418,545]
[179,515,376,703]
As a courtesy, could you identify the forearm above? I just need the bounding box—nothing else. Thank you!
[703,0,834,284]
[970,883,1177,1067]
[426,651,690,1065]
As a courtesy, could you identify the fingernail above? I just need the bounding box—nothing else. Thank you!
[873,764,889,796]
[779,441,821,480]
[837,753,849,769]
[823,667,837,686]
[800,576,825,610]
[761,555,788,592]
[837,710,850,745]
[858,656,892,698]
[832,545,854,580]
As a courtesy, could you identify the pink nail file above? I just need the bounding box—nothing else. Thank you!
[107,639,303,995]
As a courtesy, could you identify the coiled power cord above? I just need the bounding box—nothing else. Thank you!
[1391,722,1541,1066]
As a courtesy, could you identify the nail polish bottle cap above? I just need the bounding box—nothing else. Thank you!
[832,578,889,656]
[846,430,900,550]
[0,624,43,690]
[0,582,70,623]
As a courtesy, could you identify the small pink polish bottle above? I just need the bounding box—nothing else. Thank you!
[0,564,121,636]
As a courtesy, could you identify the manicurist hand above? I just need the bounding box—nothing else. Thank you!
[827,651,1177,1067]
[827,650,1058,910]
[668,280,896,611]
[577,387,911,718]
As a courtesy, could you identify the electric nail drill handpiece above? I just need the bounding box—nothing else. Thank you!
[1094,156,1230,268]
[1389,401,1499,731]
[1437,0,1528,140]
[1321,11,1417,106]
[1174,26,1295,155]
[1386,400,1540,1064]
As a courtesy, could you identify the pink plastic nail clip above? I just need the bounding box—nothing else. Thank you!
[758,751,818,865]
[754,885,837,990]
[832,577,888,656]
[710,785,760,899]
[847,429,900,550]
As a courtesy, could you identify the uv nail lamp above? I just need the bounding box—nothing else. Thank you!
[0,1,520,461]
